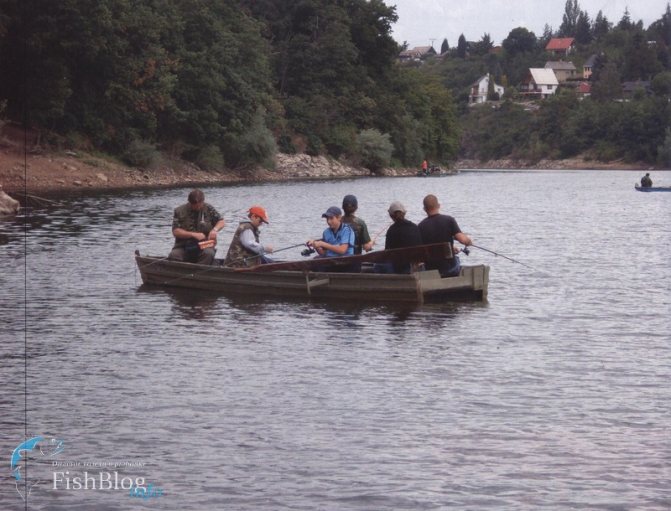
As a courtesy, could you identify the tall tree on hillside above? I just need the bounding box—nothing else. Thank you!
[592,10,611,40]
[618,7,632,30]
[472,33,493,56]
[457,34,467,58]
[540,24,554,47]
[575,11,592,44]
[647,3,671,46]
[592,61,622,101]
[559,0,581,37]
[502,27,537,56]
[440,38,449,55]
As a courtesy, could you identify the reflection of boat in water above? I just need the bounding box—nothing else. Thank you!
[634,184,671,192]
[135,243,489,304]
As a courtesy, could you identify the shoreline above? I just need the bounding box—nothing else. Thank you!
[0,148,659,198]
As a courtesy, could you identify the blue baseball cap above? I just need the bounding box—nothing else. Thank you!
[321,206,342,218]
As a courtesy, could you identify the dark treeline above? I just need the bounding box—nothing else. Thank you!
[423,1,671,165]
[0,0,457,170]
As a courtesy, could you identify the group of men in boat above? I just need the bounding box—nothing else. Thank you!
[169,189,472,277]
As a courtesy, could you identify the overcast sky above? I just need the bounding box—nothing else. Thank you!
[390,0,670,48]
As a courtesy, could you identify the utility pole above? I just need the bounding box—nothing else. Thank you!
[429,38,435,48]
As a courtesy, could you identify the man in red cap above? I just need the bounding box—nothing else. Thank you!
[223,206,274,267]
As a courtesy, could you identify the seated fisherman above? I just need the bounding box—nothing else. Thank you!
[307,206,355,257]
[169,189,225,265]
[341,194,373,254]
[418,194,472,277]
[640,173,653,188]
[224,206,274,268]
[375,201,423,274]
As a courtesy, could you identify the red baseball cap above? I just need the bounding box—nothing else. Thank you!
[248,205,269,223]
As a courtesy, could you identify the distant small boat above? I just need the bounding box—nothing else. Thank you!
[635,184,671,192]
[416,166,458,177]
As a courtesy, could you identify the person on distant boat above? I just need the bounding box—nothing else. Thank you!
[169,189,225,265]
[341,194,373,255]
[640,173,653,188]
[421,158,429,176]
[418,194,472,277]
[223,206,274,268]
[307,206,355,257]
[375,201,423,274]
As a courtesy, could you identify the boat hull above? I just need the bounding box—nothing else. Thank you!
[135,255,489,304]
[635,185,671,192]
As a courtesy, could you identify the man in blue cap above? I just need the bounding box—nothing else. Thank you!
[308,206,355,257]
[341,194,373,255]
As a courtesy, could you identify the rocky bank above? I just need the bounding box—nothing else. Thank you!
[0,145,655,198]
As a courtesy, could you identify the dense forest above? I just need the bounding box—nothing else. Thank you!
[0,0,669,169]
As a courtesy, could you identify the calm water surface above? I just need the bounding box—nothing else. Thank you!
[1,170,670,510]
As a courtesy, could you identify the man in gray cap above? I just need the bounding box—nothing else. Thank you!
[375,200,422,273]
[341,194,373,254]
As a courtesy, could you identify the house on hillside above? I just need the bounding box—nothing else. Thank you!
[545,37,575,56]
[398,46,437,62]
[544,61,577,83]
[469,74,505,104]
[520,68,559,99]
[583,54,597,79]
[622,80,651,97]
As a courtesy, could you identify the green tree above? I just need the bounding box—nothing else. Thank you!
[559,0,581,37]
[591,61,622,101]
[356,128,393,171]
[575,11,592,44]
[502,27,537,56]
[457,34,468,58]
[440,38,449,55]
[592,10,611,40]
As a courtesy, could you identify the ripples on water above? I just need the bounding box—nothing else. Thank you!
[1,170,670,510]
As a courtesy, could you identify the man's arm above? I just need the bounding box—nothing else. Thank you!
[173,227,205,241]
[455,232,472,246]
[207,219,226,241]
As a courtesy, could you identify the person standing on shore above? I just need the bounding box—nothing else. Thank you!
[169,189,225,265]
[640,173,653,188]
[418,194,472,277]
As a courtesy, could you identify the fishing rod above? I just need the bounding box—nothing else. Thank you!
[225,241,317,267]
[470,244,544,272]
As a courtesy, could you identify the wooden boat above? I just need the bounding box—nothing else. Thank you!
[635,184,671,192]
[134,243,489,304]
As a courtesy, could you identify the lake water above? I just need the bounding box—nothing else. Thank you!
[1,170,670,510]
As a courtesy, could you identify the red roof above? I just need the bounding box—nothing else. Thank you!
[577,82,591,94]
[546,38,575,51]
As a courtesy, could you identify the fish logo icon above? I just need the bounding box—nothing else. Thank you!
[10,436,64,500]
